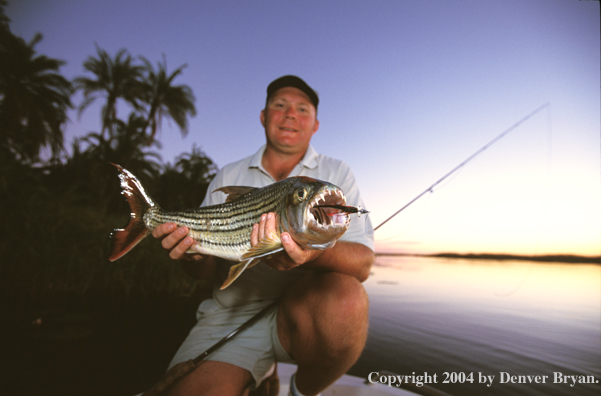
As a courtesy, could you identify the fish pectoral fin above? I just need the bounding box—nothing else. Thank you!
[185,242,203,255]
[220,233,284,290]
[241,232,284,260]
[220,258,260,290]
[212,186,257,202]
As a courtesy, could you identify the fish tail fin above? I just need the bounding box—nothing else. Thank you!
[108,163,155,262]
[109,222,151,262]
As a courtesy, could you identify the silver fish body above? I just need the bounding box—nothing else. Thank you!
[109,164,357,288]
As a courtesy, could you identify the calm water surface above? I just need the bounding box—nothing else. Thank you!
[350,256,601,396]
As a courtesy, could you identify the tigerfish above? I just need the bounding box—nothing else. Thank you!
[108,163,367,289]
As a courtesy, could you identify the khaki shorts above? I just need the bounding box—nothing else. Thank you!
[168,298,294,388]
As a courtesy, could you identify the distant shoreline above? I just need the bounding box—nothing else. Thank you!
[375,252,601,264]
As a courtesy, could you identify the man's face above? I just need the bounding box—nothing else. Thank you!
[260,87,319,155]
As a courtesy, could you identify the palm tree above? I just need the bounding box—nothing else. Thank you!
[140,55,196,144]
[70,114,162,212]
[74,46,144,139]
[0,1,9,30]
[174,144,216,184]
[154,145,216,210]
[0,31,73,163]
[79,114,162,177]
[109,114,162,177]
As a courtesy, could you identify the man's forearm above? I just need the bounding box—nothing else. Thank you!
[305,241,374,282]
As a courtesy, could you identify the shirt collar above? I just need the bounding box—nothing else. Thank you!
[249,145,266,169]
[299,144,319,169]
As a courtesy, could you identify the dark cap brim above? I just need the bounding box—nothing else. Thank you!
[266,75,319,109]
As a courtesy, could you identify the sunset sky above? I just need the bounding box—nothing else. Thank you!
[7,0,600,256]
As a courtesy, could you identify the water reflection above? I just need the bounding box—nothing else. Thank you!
[352,256,601,396]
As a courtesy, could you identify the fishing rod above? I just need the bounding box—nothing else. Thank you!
[141,103,549,395]
[374,102,550,232]
[142,300,279,396]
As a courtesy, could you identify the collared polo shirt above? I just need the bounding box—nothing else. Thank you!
[201,144,374,307]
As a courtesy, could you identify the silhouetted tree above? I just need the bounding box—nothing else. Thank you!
[60,114,162,212]
[108,114,162,178]
[154,145,216,210]
[174,144,217,184]
[0,25,73,163]
[74,46,144,139]
[140,55,196,145]
[0,1,9,29]
[79,114,161,176]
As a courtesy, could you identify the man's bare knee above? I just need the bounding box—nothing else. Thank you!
[167,361,252,396]
[315,272,369,352]
[280,272,369,362]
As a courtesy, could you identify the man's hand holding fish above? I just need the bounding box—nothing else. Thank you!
[253,212,322,271]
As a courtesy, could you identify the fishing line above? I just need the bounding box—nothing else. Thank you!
[494,104,553,297]
[494,263,535,297]
[374,102,551,232]
[375,162,467,242]
[374,190,434,243]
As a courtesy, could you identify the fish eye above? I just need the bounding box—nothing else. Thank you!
[297,188,307,201]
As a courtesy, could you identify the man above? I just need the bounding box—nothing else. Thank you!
[153,76,374,396]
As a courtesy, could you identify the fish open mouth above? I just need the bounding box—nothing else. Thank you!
[307,188,351,228]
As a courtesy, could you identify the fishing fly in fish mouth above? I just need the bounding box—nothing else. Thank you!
[108,163,368,289]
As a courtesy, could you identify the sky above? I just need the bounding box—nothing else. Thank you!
[7,0,600,256]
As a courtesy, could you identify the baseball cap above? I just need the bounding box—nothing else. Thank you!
[266,75,319,109]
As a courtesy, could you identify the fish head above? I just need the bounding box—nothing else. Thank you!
[281,176,351,250]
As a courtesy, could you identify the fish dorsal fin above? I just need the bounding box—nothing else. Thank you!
[219,232,284,289]
[213,185,257,203]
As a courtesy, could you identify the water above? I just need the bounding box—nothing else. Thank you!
[350,256,601,396]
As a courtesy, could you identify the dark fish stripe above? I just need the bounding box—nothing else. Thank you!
[148,192,282,233]
[165,194,280,219]
[150,205,275,232]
